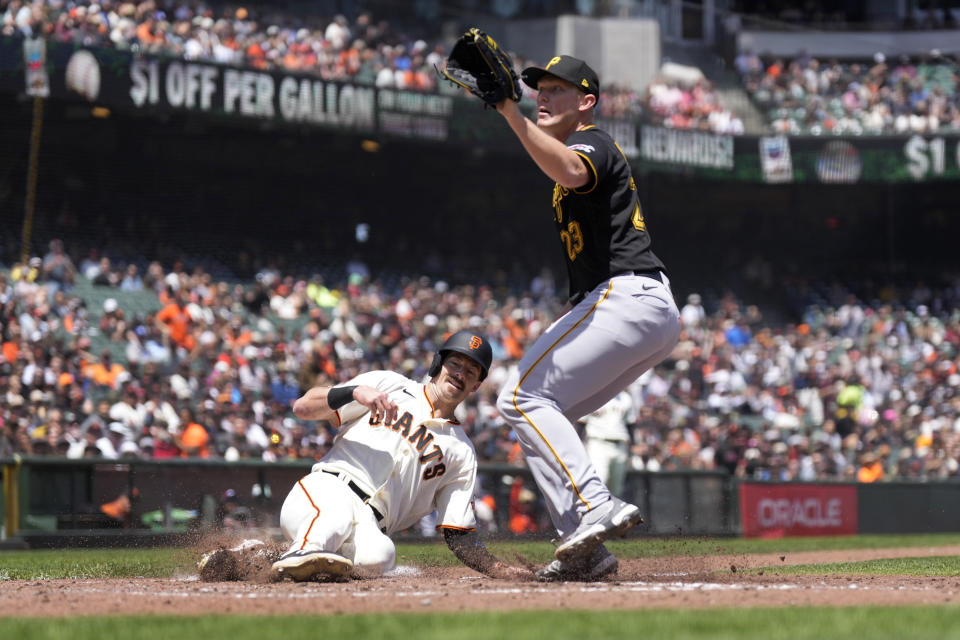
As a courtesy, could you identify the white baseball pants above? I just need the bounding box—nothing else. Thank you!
[278,471,395,575]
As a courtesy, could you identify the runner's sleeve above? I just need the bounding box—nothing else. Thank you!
[434,443,479,531]
[332,370,409,426]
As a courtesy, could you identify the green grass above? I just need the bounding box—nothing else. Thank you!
[778,555,960,577]
[3,535,960,638]
[3,533,960,579]
[481,532,960,565]
[0,548,196,580]
[604,532,960,558]
[4,607,960,640]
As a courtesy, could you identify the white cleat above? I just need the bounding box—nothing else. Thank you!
[272,550,353,582]
[555,497,643,563]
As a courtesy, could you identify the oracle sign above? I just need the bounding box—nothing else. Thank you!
[739,483,858,537]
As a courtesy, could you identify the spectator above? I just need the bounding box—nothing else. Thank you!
[79,249,101,280]
[680,293,706,330]
[581,391,634,498]
[109,385,146,432]
[156,292,195,353]
[100,298,127,342]
[175,407,210,458]
[91,256,119,287]
[507,479,540,535]
[82,350,126,390]
[42,239,76,297]
[857,451,885,482]
[119,264,144,291]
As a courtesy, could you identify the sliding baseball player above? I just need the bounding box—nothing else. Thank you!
[271,331,526,581]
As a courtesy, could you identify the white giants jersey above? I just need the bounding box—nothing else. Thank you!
[581,391,633,442]
[314,370,479,535]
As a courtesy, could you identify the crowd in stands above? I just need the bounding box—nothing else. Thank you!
[738,49,960,135]
[730,0,960,30]
[640,76,745,134]
[3,238,960,489]
[1,0,741,132]
[8,1,960,135]
[2,0,447,90]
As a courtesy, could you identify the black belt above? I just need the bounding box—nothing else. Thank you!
[322,469,385,524]
[615,269,662,283]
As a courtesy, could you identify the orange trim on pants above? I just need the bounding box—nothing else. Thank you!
[297,477,322,549]
[510,282,614,511]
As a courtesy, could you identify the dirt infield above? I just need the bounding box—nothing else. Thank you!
[2,546,959,616]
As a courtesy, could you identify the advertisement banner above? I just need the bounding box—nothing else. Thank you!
[641,126,735,170]
[739,483,858,538]
[2,36,960,183]
[22,37,49,97]
[0,36,459,142]
[759,135,793,183]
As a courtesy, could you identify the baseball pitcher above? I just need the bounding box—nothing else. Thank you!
[490,54,682,581]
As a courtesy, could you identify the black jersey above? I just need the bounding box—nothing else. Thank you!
[552,126,666,303]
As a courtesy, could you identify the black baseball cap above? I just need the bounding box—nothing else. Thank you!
[522,55,600,97]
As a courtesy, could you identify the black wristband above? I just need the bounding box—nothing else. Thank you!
[327,385,358,410]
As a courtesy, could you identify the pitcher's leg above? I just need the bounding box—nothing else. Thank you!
[496,278,680,541]
[563,338,679,424]
[496,301,623,537]
[516,444,587,536]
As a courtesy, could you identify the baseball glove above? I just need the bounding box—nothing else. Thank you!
[438,28,522,106]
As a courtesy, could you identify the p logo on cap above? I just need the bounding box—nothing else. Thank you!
[521,55,600,97]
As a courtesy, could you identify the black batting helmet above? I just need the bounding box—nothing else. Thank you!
[428,330,492,381]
